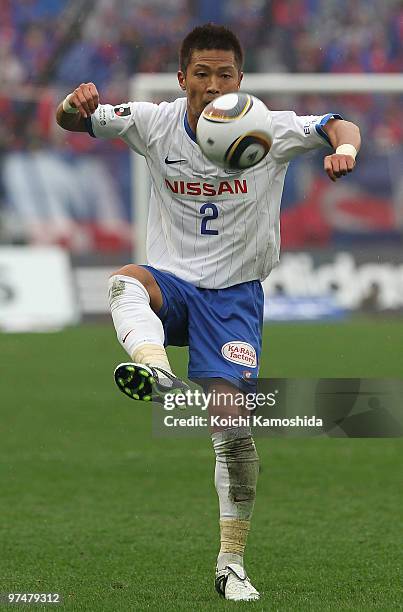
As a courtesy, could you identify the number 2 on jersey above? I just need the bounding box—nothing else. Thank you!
[200,203,219,235]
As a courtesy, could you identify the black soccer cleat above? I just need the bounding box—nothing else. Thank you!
[114,362,190,403]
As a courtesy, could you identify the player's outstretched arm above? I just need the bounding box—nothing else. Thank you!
[55,82,99,132]
[322,119,361,182]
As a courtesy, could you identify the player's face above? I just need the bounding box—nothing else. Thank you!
[178,49,243,127]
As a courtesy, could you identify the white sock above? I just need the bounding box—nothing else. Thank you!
[212,427,259,570]
[108,274,172,372]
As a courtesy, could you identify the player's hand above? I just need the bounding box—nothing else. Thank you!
[67,82,99,119]
[324,153,356,182]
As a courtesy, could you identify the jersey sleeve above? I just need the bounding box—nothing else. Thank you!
[269,111,343,164]
[85,101,159,156]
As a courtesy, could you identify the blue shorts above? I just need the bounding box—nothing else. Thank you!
[142,266,264,393]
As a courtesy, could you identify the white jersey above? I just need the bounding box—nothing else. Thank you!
[88,98,339,288]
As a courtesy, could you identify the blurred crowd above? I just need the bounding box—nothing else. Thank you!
[0,0,402,251]
[2,0,403,87]
[1,0,402,149]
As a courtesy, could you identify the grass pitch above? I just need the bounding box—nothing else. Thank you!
[0,319,402,611]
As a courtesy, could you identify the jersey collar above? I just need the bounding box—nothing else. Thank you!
[184,111,197,143]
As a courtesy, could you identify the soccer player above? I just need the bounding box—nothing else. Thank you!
[56,23,360,602]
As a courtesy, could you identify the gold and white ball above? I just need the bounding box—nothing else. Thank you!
[196,92,272,170]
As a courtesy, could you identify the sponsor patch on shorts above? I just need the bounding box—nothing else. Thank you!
[221,341,257,368]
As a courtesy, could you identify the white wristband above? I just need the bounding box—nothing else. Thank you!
[335,144,357,160]
[62,95,79,114]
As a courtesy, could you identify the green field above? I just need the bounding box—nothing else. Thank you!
[1,320,402,611]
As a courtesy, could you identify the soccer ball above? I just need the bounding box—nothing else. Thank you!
[196,92,272,170]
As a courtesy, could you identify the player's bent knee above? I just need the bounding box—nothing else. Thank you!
[110,264,163,313]
[110,263,144,281]
[110,264,154,291]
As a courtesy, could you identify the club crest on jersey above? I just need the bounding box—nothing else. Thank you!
[114,105,131,117]
[221,342,257,368]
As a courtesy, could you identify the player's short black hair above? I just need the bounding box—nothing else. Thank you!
[180,23,244,74]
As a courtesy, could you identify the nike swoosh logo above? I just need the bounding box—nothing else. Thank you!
[122,330,135,343]
[165,156,186,165]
